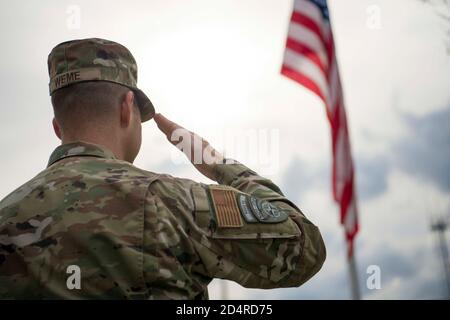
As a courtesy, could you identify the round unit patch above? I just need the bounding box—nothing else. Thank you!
[237,194,288,224]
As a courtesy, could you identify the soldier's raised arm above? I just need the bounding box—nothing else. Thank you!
[152,114,326,289]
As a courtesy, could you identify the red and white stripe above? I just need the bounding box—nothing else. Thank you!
[281,0,359,257]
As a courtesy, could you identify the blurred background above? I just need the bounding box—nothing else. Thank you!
[0,0,449,299]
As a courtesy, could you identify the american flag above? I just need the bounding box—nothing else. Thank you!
[281,0,359,257]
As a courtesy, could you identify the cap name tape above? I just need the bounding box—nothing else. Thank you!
[49,68,102,93]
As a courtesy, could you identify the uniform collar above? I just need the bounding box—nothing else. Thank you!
[47,141,117,167]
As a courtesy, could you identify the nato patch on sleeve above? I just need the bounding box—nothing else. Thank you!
[208,186,243,228]
[237,194,289,223]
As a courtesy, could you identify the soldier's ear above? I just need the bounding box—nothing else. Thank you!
[120,91,135,128]
[52,118,62,140]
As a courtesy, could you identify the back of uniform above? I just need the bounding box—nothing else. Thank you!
[0,141,326,299]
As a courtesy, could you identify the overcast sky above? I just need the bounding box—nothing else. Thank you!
[0,0,449,299]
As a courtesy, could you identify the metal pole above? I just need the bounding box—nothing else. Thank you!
[348,247,361,300]
[437,230,450,298]
[431,219,450,299]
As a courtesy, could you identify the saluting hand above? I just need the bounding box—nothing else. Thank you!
[153,113,224,181]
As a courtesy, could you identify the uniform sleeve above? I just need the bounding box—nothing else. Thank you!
[151,161,326,289]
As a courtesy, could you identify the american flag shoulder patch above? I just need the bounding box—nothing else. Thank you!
[208,186,243,228]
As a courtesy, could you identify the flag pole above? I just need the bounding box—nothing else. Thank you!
[348,245,361,300]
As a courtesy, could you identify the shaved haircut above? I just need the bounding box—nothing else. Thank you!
[51,81,137,131]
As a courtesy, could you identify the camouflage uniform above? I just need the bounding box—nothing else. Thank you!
[0,38,326,299]
[0,142,326,299]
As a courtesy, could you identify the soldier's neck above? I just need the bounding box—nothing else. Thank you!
[61,136,126,162]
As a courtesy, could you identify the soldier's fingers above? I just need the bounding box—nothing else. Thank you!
[154,113,184,138]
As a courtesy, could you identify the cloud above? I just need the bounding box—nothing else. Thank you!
[355,155,390,200]
[280,156,328,201]
[363,242,447,299]
[395,107,450,192]
[353,105,450,200]
[281,103,450,203]
[358,170,450,299]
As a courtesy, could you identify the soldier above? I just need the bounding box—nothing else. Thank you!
[0,38,326,299]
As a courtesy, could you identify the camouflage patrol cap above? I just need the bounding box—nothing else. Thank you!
[47,38,155,122]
